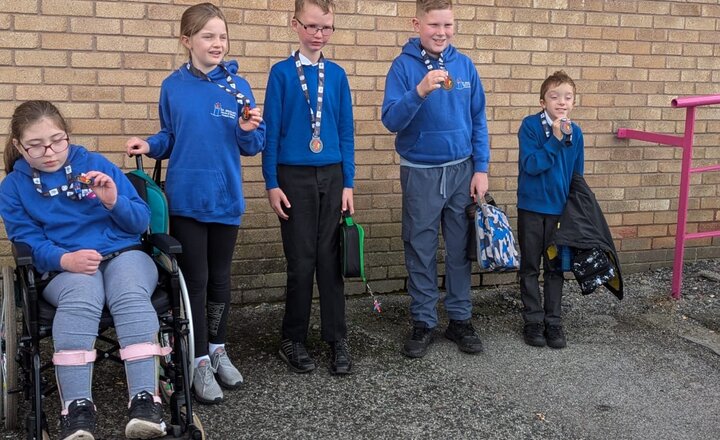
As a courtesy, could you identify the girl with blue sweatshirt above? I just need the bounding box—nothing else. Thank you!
[125,3,265,404]
[381,0,490,359]
[1,101,166,440]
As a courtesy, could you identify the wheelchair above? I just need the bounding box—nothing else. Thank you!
[1,157,204,439]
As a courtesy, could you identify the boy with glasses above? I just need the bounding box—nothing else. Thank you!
[262,0,356,375]
[381,0,490,358]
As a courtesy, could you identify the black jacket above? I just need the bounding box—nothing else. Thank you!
[550,174,624,300]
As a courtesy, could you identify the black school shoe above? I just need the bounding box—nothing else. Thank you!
[125,390,166,439]
[523,322,547,347]
[401,321,435,358]
[329,339,353,375]
[279,339,316,373]
[59,398,96,440]
[545,325,567,349]
[445,319,484,354]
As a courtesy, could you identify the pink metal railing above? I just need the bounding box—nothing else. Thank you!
[617,94,720,298]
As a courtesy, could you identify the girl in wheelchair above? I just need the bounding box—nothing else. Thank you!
[1,101,168,439]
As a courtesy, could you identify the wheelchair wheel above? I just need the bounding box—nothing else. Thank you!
[1,265,19,430]
[177,268,194,381]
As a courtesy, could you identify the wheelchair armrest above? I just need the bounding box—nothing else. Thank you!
[148,233,182,255]
[11,241,34,267]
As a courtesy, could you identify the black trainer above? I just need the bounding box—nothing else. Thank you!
[445,319,484,354]
[401,321,434,358]
[545,325,567,349]
[329,339,353,375]
[125,390,166,439]
[279,339,316,373]
[523,322,546,347]
[59,398,96,440]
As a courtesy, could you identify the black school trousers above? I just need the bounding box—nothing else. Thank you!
[517,209,564,326]
[278,164,346,343]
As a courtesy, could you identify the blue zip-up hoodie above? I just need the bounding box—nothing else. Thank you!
[381,38,490,173]
[517,113,585,215]
[262,55,355,190]
[147,60,265,225]
[0,146,150,273]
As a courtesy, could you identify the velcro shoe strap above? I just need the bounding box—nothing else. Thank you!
[53,349,97,366]
[120,342,171,362]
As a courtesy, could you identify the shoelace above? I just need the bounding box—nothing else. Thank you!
[197,362,217,387]
[62,401,95,429]
[333,340,350,361]
[212,350,234,370]
[453,322,477,338]
[411,326,430,340]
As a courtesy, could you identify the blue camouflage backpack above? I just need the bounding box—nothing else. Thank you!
[474,194,520,271]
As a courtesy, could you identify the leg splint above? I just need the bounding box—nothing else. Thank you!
[53,350,97,366]
[120,342,171,362]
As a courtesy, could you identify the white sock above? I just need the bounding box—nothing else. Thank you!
[193,355,210,368]
[209,343,225,355]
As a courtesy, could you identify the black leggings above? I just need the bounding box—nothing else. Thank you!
[170,216,238,358]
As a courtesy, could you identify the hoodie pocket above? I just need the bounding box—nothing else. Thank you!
[412,128,471,162]
[165,168,229,214]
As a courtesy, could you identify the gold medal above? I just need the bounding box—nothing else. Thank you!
[309,137,323,153]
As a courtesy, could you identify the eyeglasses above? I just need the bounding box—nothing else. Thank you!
[294,17,335,36]
[19,136,70,159]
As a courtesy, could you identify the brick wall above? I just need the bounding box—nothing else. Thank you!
[1,0,720,302]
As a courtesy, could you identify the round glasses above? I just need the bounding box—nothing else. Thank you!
[19,136,70,159]
[294,17,335,36]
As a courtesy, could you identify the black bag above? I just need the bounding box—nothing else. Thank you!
[571,247,616,295]
[340,212,365,279]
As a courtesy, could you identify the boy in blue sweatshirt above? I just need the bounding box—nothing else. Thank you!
[517,70,584,349]
[262,0,355,375]
[381,0,490,358]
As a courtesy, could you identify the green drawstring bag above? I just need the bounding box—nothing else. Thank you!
[340,211,364,279]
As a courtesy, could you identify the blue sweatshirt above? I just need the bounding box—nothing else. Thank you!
[381,38,490,173]
[262,55,355,190]
[0,146,150,273]
[147,60,265,225]
[517,112,585,215]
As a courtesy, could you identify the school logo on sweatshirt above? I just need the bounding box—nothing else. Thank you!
[211,102,237,120]
[454,78,471,90]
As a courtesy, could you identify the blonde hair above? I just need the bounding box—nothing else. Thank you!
[294,0,336,16]
[4,101,70,174]
[180,3,229,59]
[540,70,577,100]
[416,0,452,15]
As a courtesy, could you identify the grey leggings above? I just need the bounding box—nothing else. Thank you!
[43,250,159,404]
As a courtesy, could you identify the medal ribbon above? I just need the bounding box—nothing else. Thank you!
[293,50,325,141]
[420,46,446,73]
[540,112,572,146]
[186,62,251,113]
[32,162,92,200]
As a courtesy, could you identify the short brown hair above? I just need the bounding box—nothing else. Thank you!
[540,70,577,100]
[416,0,453,15]
[4,101,70,174]
[295,0,336,16]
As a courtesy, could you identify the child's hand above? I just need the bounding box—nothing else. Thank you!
[84,171,117,210]
[126,137,150,156]
[551,119,565,141]
[239,108,263,132]
[342,188,354,215]
[267,188,291,220]
[416,69,450,98]
[60,249,102,274]
[470,172,488,202]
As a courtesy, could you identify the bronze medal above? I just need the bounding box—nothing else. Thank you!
[442,74,454,91]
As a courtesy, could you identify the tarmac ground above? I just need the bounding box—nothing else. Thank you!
[3,260,720,439]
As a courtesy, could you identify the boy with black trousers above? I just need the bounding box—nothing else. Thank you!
[517,70,584,349]
[262,0,355,375]
[381,0,490,358]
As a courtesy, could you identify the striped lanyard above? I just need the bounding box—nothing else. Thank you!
[293,51,325,148]
[32,163,93,200]
[186,62,252,120]
[420,46,453,90]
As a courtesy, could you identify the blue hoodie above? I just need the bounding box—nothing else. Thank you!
[0,146,150,273]
[381,38,490,173]
[147,60,265,225]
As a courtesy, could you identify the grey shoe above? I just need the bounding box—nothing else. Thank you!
[192,359,223,404]
[211,348,244,389]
